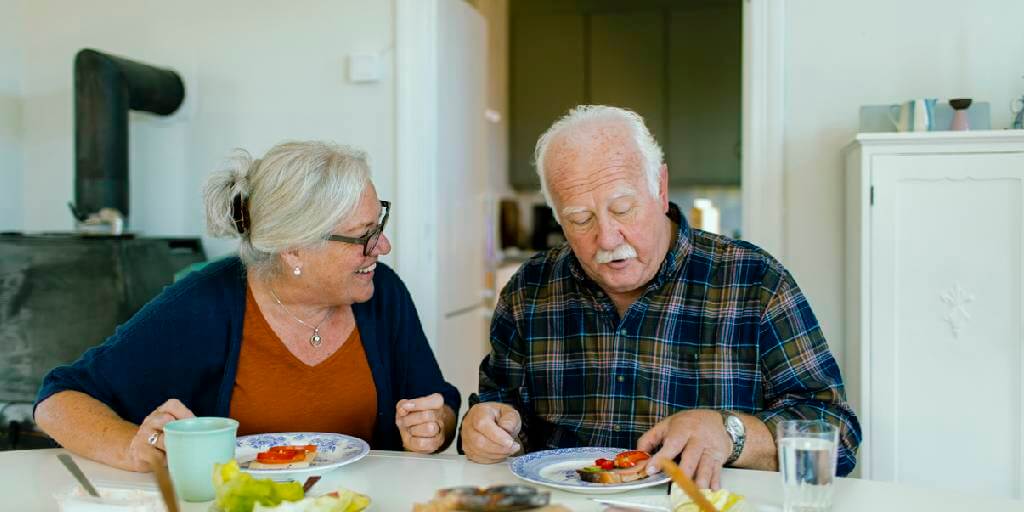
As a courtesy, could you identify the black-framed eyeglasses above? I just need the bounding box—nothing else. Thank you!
[327,200,390,256]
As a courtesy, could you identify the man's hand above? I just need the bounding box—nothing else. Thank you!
[637,409,732,490]
[396,393,451,454]
[461,402,522,464]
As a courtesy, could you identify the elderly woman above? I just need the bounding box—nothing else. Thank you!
[34,141,459,472]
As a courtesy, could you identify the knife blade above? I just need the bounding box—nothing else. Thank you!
[589,497,672,511]
[57,454,101,497]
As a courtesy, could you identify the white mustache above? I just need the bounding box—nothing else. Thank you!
[594,244,638,264]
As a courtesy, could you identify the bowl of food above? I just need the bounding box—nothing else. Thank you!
[211,460,370,512]
[55,484,164,512]
[671,486,751,512]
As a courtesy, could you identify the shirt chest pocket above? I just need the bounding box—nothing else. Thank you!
[637,341,758,412]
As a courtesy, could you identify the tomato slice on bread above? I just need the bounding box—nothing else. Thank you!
[613,450,650,468]
[577,450,652,484]
[255,444,317,464]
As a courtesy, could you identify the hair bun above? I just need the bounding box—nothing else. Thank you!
[231,192,251,235]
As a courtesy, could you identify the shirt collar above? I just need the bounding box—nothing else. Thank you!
[566,202,692,291]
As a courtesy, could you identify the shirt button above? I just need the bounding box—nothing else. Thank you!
[618,329,627,336]
[617,375,625,383]
[613,425,621,432]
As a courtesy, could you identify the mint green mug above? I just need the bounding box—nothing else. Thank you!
[163,417,239,502]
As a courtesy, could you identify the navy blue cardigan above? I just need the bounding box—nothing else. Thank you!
[35,257,460,451]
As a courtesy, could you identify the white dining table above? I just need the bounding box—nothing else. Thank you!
[2,448,1022,511]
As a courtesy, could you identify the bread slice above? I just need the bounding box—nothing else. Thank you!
[576,459,650,484]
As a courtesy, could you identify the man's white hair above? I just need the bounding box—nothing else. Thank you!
[533,105,664,220]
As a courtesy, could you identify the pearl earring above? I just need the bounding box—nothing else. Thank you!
[293,266,302,276]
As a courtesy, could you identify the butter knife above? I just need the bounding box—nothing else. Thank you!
[147,455,181,512]
[590,497,672,511]
[57,454,101,497]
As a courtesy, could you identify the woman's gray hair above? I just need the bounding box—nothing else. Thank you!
[533,105,663,220]
[203,140,371,279]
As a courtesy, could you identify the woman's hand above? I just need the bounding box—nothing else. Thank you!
[395,393,454,454]
[124,399,195,471]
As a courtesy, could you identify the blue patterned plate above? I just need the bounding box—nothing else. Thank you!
[509,447,670,494]
[235,432,369,480]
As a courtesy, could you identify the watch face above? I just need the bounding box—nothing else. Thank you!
[726,415,744,434]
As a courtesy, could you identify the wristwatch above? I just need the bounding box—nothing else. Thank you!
[719,410,746,466]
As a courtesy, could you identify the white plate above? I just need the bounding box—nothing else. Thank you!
[235,432,369,481]
[509,447,670,495]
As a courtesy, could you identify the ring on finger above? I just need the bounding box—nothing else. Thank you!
[147,432,161,446]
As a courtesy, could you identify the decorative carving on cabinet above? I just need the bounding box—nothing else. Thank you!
[940,282,975,339]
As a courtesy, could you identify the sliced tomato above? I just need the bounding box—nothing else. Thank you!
[256,451,303,464]
[594,458,615,470]
[256,445,313,464]
[614,450,650,469]
[264,444,316,454]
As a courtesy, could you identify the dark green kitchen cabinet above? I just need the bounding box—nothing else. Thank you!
[508,1,740,190]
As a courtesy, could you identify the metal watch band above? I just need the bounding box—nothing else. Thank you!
[720,410,745,466]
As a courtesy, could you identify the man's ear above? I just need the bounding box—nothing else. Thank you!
[658,164,670,212]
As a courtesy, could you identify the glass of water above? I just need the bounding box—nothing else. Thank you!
[778,420,838,512]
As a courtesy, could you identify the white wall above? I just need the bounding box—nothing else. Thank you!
[5,0,396,260]
[0,0,25,232]
[783,0,1024,369]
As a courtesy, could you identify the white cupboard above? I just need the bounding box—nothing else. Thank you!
[844,131,1024,498]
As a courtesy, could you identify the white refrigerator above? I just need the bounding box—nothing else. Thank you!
[394,0,495,421]
[434,0,493,412]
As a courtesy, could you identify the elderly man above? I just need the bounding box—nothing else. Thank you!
[460,105,861,486]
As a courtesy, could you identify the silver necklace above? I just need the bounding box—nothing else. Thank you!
[268,287,334,347]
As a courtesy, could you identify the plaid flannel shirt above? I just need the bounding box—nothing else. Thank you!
[477,204,861,476]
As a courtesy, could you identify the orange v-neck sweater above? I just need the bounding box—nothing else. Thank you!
[230,287,377,441]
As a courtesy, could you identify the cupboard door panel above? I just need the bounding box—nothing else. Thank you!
[589,11,666,143]
[871,152,1024,498]
[509,13,585,189]
[668,5,741,186]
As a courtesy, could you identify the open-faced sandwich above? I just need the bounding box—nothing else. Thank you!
[247,444,318,470]
[575,450,651,484]
[413,485,567,512]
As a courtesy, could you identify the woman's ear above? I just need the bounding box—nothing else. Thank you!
[278,249,303,276]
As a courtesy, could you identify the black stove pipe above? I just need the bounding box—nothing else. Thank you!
[73,49,185,223]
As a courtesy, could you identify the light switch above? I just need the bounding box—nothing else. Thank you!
[348,53,380,83]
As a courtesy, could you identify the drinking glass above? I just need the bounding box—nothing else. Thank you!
[778,420,838,512]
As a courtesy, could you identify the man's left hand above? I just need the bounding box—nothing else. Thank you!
[637,409,732,490]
